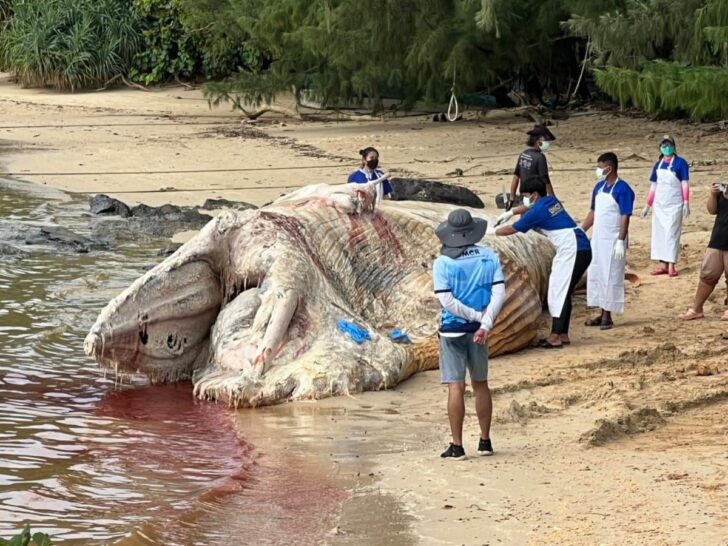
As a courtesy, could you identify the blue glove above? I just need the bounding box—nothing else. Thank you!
[390,329,411,344]
[337,320,371,344]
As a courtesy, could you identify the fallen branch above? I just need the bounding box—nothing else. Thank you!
[121,75,150,92]
[237,104,303,121]
[174,75,195,89]
[95,74,122,92]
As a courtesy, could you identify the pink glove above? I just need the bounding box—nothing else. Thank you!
[681,181,689,202]
[645,183,656,206]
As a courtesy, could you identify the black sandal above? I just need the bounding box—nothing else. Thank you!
[600,320,614,330]
[537,339,563,349]
[585,317,602,327]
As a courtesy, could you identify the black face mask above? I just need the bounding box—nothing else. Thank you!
[366,158,379,169]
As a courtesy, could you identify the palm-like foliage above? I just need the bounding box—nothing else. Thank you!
[0,0,140,91]
[596,61,728,120]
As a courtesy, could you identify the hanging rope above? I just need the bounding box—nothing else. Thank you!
[571,38,591,100]
[446,62,459,122]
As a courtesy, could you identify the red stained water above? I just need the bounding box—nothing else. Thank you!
[0,186,347,545]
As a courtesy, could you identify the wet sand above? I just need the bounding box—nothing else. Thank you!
[1,73,726,545]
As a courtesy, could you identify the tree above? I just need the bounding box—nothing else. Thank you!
[193,0,586,114]
[566,0,728,120]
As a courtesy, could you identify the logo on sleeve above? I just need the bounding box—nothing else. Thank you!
[548,202,564,216]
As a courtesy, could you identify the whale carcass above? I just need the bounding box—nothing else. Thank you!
[85,181,554,407]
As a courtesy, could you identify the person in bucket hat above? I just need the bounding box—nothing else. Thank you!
[497,123,557,226]
[432,209,506,460]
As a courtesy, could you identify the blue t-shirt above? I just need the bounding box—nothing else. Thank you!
[649,155,689,183]
[347,169,393,195]
[433,245,505,333]
[590,179,635,216]
[513,195,591,251]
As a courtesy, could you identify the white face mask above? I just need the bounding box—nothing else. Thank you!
[595,167,608,182]
[523,195,532,208]
[539,141,551,152]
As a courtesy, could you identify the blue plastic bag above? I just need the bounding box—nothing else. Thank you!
[337,320,371,344]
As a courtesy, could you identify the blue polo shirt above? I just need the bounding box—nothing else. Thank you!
[649,156,689,182]
[433,245,504,333]
[590,179,635,215]
[513,195,591,251]
[347,168,393,195]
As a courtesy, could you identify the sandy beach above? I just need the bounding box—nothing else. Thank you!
[1,73,726,545]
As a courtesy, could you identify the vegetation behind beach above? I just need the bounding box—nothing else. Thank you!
[0,1,726,117]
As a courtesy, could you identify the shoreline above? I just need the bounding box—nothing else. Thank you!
[2,78,727,545]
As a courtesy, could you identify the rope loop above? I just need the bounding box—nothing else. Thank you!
[446,62,459,122]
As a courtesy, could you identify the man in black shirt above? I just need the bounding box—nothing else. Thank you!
[681,182,728,321]
[507,124,556,211]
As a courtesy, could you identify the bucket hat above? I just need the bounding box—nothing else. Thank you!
[435,209,487,258]
[527,124,556,141]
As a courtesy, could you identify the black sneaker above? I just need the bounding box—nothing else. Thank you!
[440,443,467,460]
[477,438,494,456]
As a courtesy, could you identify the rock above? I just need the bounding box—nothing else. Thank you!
[0,242,28,262]
[389,178,484,208]
[90,203,212,243]
[696,364,714,377]
[89,194,131,217]
[25,225,99,253]
[202,198,257,211]
[0,220,103,254]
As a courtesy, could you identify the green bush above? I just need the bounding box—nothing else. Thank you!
[130,0,262,85]
[0,0,140,91]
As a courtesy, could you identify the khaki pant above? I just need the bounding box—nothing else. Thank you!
[699,249,728,295]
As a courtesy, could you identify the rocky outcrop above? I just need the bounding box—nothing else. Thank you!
[389,178,484,208]
[89,194,131,217]
[202,198,257,211]
[88,196,213,243]
[0,220,102,254]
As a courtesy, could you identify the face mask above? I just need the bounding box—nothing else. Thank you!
[595,167,608,182]
[660,145,674,156]
[539,141,551,152]
[523,195,532,208]
[366,158,379,169]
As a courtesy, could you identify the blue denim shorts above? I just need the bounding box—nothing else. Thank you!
[439,333,488,383]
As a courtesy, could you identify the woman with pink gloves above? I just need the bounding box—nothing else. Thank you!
[640,135,690,277]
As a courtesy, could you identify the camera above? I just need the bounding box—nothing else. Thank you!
[720,183,727,193]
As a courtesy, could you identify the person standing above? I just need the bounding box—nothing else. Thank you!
[582,152,635,329]
[640,135,690,277]
[681,182,728,321]
[433,209,505,460]
[348,146,392,203]
[507,124,556,211]
[495,176,591,348]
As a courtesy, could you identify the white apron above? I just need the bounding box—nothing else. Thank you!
[587,182,626,313]
[651,157,682,262]
[537,227,578,317]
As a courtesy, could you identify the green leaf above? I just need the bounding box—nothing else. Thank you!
[31,533,52,546]
[8,525,31,546]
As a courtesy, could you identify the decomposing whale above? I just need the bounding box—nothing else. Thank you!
[85,181,554,407]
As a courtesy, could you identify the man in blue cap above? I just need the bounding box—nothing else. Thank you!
[433,209,506,460]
